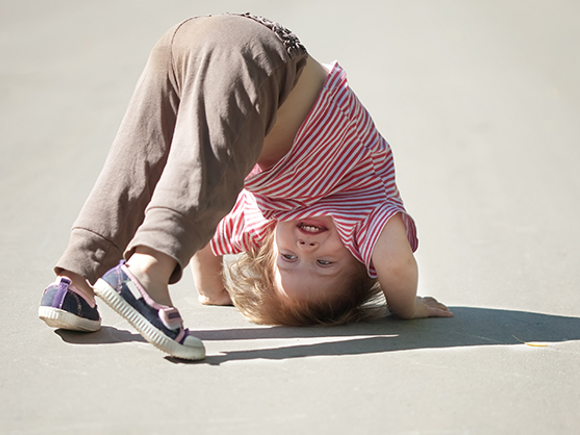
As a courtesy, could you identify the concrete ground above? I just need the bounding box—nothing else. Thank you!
[1,0,579,433]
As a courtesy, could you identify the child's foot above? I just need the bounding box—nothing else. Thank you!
[39,277,101,332]
[93,261,205,360]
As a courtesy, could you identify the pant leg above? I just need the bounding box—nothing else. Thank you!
[56,14,308,284]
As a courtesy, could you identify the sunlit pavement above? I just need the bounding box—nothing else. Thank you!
[1,1,579,434]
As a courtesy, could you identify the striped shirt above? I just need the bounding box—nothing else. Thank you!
[210,61,418,277]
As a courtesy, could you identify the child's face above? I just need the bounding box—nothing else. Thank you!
[273,216,359,303]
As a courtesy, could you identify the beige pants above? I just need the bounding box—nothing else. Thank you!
[56,14,308,283]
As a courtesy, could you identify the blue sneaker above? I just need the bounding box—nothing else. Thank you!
[93,261,205,360]
[39,277,101,332]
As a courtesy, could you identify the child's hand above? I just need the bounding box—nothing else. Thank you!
[407,296,453,319]
[198,289,233,306]
[191,244,232,306]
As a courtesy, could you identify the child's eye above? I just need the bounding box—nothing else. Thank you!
[281,253,297,261]
[317,259,332,266]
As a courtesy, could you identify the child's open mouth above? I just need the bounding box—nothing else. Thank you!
[297,220,328,235]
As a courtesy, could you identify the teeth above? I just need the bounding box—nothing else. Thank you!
[299,224,326,233]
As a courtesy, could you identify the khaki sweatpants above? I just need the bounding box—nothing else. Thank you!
[55,14,308,284]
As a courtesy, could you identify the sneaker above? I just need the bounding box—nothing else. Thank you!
[93,261,205,360]
[39,277,101,332]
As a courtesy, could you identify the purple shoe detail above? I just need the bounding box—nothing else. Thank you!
[51,277,70,309]
[39,277,101,332]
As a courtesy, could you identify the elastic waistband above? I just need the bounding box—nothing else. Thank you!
[226,12,308,58]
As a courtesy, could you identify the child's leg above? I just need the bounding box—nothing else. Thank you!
[54,21,185,290]
[123,15,308,284]
[55,14,307,288]
[43,15,307,343]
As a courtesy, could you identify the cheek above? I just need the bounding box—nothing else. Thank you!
[274,227,288,249]
[273,265,294,300]
[275,222,299,246]
[331,238,350,256]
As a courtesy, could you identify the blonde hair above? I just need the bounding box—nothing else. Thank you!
[222,230,386,326]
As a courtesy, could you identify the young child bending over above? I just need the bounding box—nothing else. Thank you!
[191,60,451,326]
[38,13,451,362]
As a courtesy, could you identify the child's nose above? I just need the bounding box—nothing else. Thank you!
[297,239,317,251]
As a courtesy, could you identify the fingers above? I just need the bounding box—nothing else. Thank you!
[428,307,454,317]
[419,296,454,317]
[198,293,233,306]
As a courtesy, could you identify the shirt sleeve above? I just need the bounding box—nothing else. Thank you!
[210,189,271,256]
[210,191,252,256]
[356,203,418,278]
[210,209,245,256]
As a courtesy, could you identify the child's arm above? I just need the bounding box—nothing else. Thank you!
[371,213,452,319]
[190,244,232,306]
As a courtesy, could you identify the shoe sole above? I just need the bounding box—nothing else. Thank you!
[93,278,205,360]
[38,307,101,332]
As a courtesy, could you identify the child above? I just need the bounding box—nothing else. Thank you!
[191,58,452,327]
[39,13,451,361]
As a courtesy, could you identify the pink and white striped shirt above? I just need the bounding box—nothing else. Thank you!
[210,62,418,277]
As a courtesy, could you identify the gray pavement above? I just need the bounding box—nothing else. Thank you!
[1,1,579,434]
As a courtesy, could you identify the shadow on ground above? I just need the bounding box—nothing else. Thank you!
[56,307,580,365]
[56,326,146,344]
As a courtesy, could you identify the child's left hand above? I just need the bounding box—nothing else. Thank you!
[407,296,453,319]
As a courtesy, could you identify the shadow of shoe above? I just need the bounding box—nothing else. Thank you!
[55,325,147,344]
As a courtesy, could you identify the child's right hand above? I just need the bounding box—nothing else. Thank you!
[191,243,232,306]
[198,290,233,306]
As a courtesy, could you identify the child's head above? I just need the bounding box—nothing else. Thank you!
[223,217,384,326]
